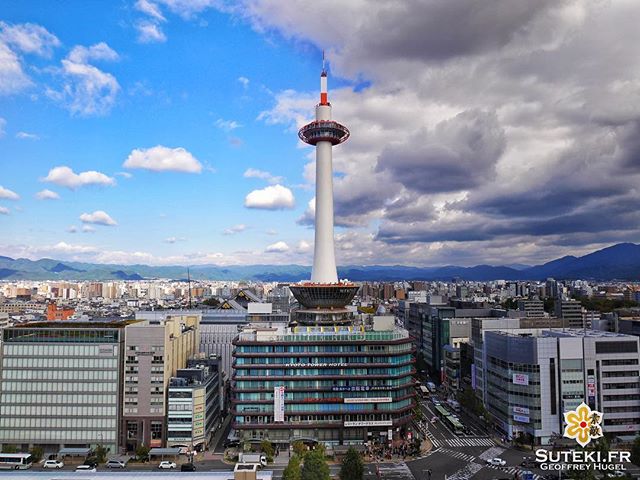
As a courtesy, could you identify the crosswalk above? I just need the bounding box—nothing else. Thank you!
[446,437,495,448]
[485,464,543,480]
[446,462,483,480]
[438,448,477,463]
[375,462,416,479]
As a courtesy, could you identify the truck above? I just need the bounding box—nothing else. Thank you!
[239,453,267,468]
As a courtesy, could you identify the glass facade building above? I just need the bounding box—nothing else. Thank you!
[231,322,416,446]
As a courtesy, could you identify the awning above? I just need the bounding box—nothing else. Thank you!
[58,447,91,456]
[148,448,182,456]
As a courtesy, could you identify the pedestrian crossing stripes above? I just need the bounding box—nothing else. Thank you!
[375,462,416,480]
[486,464,543,480]
[446,462,483,480]
[446,437,495,448]
[438,448,477,463]
[478,445,506,461]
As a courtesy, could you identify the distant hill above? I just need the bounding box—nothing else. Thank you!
[0,242,638,281]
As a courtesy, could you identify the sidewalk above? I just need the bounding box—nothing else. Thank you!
[202,414,232,461]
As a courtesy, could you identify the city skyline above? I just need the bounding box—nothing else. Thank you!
[2,1,640,268]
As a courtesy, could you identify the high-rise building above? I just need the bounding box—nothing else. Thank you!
[231,64,415,448]
[122,314,200,451]
[0,322,126,454]
[555,299,584,328]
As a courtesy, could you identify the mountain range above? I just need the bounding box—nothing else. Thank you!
[0,243,638,282]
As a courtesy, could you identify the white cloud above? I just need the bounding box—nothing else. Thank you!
[244,184,295,210]
[135,0,166,21]
[35,189,60,200]
[79,210,118,226]
[265,228,277,235]
[214,118,242,131]
[0,117,5,137]
[238,76,249,88]
[0,21,60,57]
[0,185,19,200]
[47,241,97,254]
[115,171,133,179]
[136,21,167,43]
[16,131,39,140]
[243,167,284,184]
[164,236,186,243]
[265,241,290,253]
[0,206,9,215]
[124,145,203,173]
[81,225,96,233]
[67,225,78,233]
[295,240,312,253]
[223,224,247,235]
[48,42,120,116]
[0,42,31,95]
[42,166,116,189]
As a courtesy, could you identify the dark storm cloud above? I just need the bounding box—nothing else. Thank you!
[376,110,505,194]
[349,0,557,62]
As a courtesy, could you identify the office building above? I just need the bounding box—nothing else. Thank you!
[555,299,585,329]
[517,299,545,318]
[122,314,200,451]
[167,354,223,451]
[0,322,126,454]
[482,329,640,445]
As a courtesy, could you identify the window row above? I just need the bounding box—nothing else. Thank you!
[0,417,116,428]
[1,370,118,380]
[3,344,118,356]
[0,429,116,441]
[2,358,117,368]
[0,405,116,416]
[1,394,117,405]
[1,381,116,393]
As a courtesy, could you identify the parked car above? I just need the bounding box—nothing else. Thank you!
[158,461,177,469]
[223,439,241,448]
[43,460,64,469]
[75,464,97,472]
[181,463,197,472]
[106,459,126,469]
[487,458,507,466]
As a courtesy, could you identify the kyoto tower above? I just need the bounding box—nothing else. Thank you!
[289,58,359,325]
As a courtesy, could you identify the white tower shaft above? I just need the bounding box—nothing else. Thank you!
[311,103,338,283]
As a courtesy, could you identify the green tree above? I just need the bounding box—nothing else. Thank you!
[301,448,330,480]
[340,447,364,480]
[630,435,640,466]
[261,440,274,463]
[136,444,150,462]
[282,455,302,480]
[94,445,108,463]
[30,446,44,462]
[1,445,17,453]
[292,441,307,459]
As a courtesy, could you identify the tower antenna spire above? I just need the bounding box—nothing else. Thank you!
[322,50,326,74]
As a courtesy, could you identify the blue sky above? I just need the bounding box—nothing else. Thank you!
[0,2,346,265]
[2,1,640,267]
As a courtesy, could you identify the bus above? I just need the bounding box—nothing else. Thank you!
[434,404,450,419]
[445,415,464,434]
[419,386,430,398]
[0,453,34,470]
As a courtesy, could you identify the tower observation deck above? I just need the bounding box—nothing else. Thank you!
[289,63,358,325]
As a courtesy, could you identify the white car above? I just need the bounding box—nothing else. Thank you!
[43,460,64,469]
[486,457,507,466]
[158,461,177,469]
[75,465,97,472]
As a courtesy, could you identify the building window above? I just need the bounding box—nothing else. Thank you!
[127,421,138,440]
[151,421,163,440]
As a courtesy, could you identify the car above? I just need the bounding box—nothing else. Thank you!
[75,464,97,472]
[158,461,177,469]
[223,439,241,448]
[486,458,507,466]
[43,460,64,469]
[607,472,625,478]
[106,459,126,469]
[181,463,197,472]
